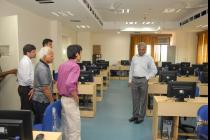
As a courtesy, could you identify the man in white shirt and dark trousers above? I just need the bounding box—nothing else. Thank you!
[17,44,36,111]
[128,42,157,124]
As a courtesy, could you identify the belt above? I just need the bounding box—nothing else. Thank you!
[133,76,146,79]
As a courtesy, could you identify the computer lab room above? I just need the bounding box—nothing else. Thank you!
[0,0,208,140]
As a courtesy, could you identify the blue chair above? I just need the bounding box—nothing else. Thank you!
[33,100,62,131]
[197,105,208,140]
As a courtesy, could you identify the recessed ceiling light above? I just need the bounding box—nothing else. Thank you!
[127,9,130,13]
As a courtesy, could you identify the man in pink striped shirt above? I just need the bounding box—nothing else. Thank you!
[57,44,82,140]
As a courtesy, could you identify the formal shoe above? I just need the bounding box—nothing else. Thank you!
[129,117,137,122]
[134,119,144,124]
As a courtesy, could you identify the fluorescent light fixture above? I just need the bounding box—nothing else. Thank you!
[134,22,138,25]
[126,21,128,24]
[142,22,145,24]
[51,12,59,16]
[121,27,161,32]
[146,22,150,24]
[122,9,125,13]
[81,25,86,28]
[151,22,154,24]
[129,22,134,25]
[86,25,90,28]
[67,11,74,16]
[76,25,80,29]
[58,11,67,16]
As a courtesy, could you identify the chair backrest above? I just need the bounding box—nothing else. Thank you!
[42,100,61,131]
[197,105,208,140]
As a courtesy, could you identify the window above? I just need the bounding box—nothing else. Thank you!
[135,45,151,56]
[154,45,168,62]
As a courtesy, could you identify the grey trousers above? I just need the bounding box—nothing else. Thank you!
[131,77,148,120]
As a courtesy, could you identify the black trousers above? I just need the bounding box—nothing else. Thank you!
[32,100,49,124]
[18,86,33,111]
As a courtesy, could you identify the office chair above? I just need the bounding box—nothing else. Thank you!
[197,105,208,140]
[178,87,200,138]
[33,100,62,131]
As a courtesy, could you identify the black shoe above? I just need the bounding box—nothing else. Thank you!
[129,117,137,122]
[134,119,144,124]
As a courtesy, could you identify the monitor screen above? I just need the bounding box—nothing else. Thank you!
[167,81,196,102]
[77,63,85,71]
[162,62,172,68]
[121,60,130,66]
[192,64,204,71]
[181,62,191,68]
[82,61,91,67]
[180,67,195,76]
[169,64,181,71]
[79,71,94,84]
[159,71,177,83]
[95,61,109,70]
[0,110,33,140]
[0,119,23,139]
[86,66,100,75]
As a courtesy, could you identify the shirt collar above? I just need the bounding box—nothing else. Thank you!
[40,59,49,68]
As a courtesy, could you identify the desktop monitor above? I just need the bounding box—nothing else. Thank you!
[159,71,177,83]
[121,60,130,66]
[181,67,195,76]
[79,71,94,84]
[169,64,181,71]
[167,81,196,102]
[181,62,191,68]
[95,61,109,70]
[0,110,33,140]
[82,61,91,67]
[86,66,100,75]
[77,63,85,71]
[162,62,172,68]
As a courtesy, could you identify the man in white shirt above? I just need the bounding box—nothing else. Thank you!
[128,42,157,124]
[17,44,36,110]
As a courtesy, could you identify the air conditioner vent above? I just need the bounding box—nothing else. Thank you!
[80,0,103,26]
[70,20,81,23]
[35,0,54,4]
[180,9,208,26]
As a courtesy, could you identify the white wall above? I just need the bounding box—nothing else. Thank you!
[92,32,130,65]
[173,30,197,64]
[0,0,77,109]
[77,32,92,61]
[0,16,19,109]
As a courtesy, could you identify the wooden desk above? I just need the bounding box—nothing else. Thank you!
[94,76,103,101]
[149,76,199,83]
[153,96,208,140]
[33,131,62,140]
[177,76,199,82]
[78,83,96,117]
[197,83,208,96]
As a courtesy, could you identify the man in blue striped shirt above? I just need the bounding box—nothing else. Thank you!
[128,42,157,124]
